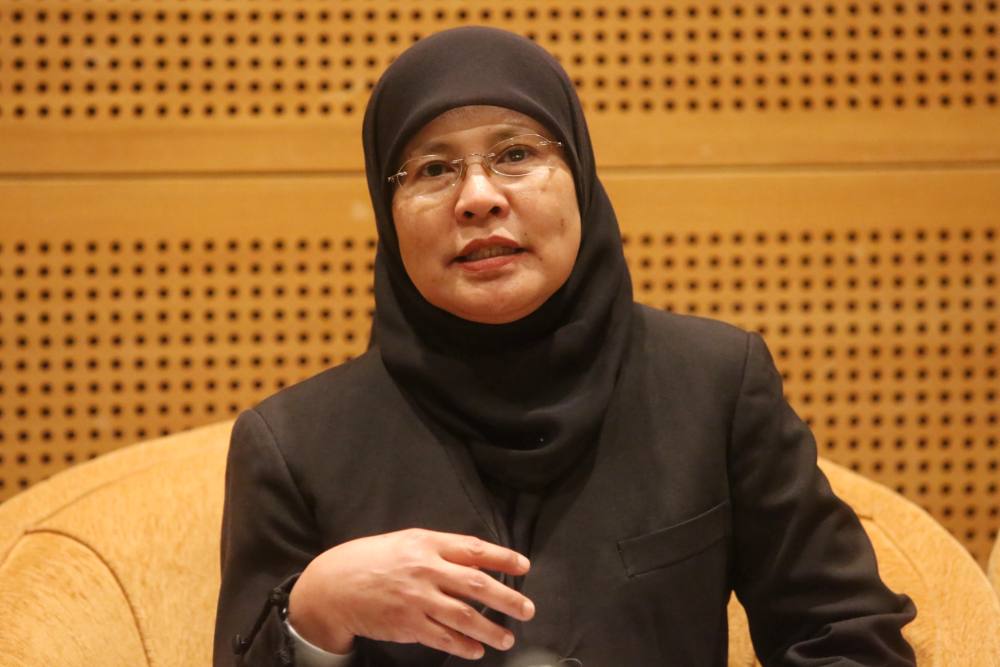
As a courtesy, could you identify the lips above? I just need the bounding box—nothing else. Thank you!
[458,246,523,262]
[454,236,524,263]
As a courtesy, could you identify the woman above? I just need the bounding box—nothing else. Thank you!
[214,27,917,666]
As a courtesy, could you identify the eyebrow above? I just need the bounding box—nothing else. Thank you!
[407,125,542,159]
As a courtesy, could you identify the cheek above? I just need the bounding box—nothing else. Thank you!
[554,179,582,263]
[392,199,449,289]
[530,169,580,245]
[391,202,424,278]
[563,212,583,267]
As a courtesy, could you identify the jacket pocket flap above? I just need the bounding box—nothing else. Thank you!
[617,500,730,577]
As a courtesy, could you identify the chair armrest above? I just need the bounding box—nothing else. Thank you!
[0,531,147,666]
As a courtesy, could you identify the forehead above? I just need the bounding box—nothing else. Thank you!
[401,105,553,158]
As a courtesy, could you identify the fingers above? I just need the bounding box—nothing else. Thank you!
[428,597,517,654]
[345,529,534,659]
[418,615,487,661]
[438,561,535,623]
[437,534,531,576]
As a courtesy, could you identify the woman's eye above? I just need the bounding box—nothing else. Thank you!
[498,146,533,163]
[418,161,454,179]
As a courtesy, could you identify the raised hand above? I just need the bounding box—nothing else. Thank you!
[287,528,535,660]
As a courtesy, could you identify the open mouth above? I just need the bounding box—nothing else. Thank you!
[456,246,525,263]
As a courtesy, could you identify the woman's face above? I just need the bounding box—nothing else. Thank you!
[390,106,581,324]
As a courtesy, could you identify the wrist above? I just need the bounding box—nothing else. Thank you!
[285,615,355,659]
[287,579,356,655]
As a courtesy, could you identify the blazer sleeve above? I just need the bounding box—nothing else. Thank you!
[213,409,328,666]
[729,332,917,666]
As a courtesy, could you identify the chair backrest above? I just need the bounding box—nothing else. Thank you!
[1,421,997,665]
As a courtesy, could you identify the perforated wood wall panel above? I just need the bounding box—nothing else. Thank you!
[2,0,999,171]
[1,2,998,566]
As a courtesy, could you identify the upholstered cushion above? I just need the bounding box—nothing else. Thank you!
[0,421,231,667]
[0,532,147,666]
[1,420,997,665]
[989,534,1000,600]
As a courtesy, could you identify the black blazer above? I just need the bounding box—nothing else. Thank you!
[214,305,916,666]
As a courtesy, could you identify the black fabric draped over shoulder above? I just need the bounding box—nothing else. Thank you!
[362,26,634,490]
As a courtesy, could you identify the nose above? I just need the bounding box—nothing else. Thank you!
[453,161,510,223]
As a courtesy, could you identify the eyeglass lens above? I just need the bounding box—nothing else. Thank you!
[390,134,561,196]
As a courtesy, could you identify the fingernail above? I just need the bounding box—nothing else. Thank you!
[501,633,515,650]
[521,599,535,618]
[472,646,484,660]
[518,555,530,570]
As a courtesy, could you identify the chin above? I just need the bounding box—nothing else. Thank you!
[449,296,546,324]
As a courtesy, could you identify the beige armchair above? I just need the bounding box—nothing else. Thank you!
[1,421,998,666]
[990,534,1000,601]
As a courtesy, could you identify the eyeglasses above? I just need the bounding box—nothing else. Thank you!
[387,134,564,198]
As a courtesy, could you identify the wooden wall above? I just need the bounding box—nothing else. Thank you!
[1,0,998,565]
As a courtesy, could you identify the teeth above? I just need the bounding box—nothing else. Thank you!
[463,246,518,262]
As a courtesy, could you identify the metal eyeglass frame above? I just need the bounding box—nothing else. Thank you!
[386,134,564,192]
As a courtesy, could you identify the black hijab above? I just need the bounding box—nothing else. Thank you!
[362,27,633,491]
